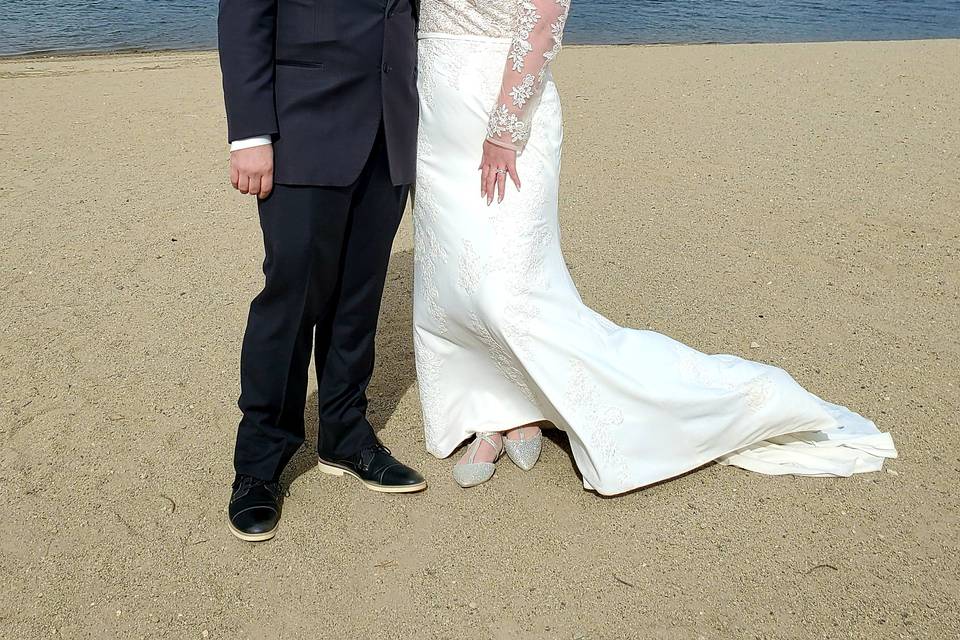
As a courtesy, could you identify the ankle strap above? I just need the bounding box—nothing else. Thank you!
[465,432,502,464]
[476,432,500,448]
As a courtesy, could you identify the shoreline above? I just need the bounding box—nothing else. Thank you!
[3,34,959,62]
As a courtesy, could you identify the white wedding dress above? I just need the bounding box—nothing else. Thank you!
[412,0,897,495]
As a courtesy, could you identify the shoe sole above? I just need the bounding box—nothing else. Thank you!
[454,472,495,489]
[316,460,428,493]
[227,519,278,543]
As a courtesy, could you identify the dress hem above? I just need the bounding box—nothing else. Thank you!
[426,411,549,459]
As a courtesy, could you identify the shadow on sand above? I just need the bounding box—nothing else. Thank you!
[275,247,604,492]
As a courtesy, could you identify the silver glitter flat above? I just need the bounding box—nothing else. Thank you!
[504,427,542,471]
[452,432,503,488]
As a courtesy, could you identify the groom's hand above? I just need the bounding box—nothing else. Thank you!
[230,145,274,200]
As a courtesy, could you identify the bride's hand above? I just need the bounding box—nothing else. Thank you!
[479,140,521,205]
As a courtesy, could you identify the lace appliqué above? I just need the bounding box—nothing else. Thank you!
[565,359,630,486]
[487,104,530,144]
[455,176,551,408]
[414,331,447,454]
[413,201,449,335]
[510,74,536,108]
[674,347,775,414]
[542,4,568,67]
[418,38,466,104]
[457,240,483,296]
[485,0,570,150]
[412,127,449,332]
[743,375,774,411]
[468,312,538,404]
[420,0,515,39]
[509,2,541,72]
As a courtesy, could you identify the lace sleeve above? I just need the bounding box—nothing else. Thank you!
[486,0,570,152]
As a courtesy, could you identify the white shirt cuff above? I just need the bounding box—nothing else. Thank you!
[230,136,273,151]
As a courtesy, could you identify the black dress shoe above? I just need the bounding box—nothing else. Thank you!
[317,443,427,493]
[227,475,285,542]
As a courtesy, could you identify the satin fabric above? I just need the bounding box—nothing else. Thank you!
[411,35,897,495]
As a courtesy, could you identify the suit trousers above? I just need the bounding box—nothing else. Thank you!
[234,127,408,481]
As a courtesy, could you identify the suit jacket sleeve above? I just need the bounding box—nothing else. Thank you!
[218,0,279,142]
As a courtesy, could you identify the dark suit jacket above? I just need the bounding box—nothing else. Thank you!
[218,0,418,186]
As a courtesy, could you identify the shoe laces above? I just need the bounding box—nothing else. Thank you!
[233,475,287,502]
[358,442,391,471]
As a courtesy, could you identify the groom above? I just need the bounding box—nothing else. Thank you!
[218,0,424,542]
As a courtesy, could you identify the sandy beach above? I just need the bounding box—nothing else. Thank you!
[1,39,958,639]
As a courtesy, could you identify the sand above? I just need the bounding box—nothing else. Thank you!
[1,39,958,639]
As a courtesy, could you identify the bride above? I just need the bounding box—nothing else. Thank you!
[412,0,896,494]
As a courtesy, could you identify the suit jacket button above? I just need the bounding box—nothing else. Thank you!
[383,63,392,74]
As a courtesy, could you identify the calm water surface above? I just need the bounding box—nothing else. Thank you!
[1,0,958,56]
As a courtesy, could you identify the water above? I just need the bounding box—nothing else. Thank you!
[568,0,960,45]
[1,0,958,56]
